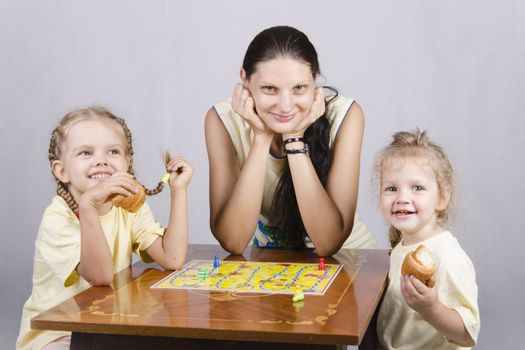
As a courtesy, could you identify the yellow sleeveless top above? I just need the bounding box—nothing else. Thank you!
[214,95,375,249]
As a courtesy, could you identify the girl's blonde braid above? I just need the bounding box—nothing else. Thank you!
[48,128,79,214]
[116,117,172,196]
[144,151,173,196]
[116,116,135,176]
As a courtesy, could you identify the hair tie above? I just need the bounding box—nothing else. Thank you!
[160,172,171,184]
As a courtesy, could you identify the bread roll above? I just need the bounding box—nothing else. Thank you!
[111,179,145,213]
[401,245,436,287]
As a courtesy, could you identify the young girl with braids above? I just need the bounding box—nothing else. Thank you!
[205,26,375,256]
[17,106,193,350]
[375,130,480,349]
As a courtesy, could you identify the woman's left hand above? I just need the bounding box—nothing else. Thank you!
[166,156,194,190]
[400,275,438,315]
[283,87,326,139]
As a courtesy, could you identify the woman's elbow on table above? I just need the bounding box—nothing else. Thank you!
[214,234,248,255]
[210,222,251,255]
[88,274,113,287]
[158,256,186,271]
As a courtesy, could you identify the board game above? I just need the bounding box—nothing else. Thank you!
[151,259,343,295]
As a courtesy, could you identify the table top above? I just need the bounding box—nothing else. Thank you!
[32,244,389,345]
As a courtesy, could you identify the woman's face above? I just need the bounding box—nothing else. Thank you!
[243,57,316,135]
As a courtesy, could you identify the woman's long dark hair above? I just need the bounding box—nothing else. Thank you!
[242,26,338,249]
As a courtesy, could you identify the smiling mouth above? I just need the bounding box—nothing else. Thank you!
[393,210,416,217]
[90,173,111,180]
[272,113,296,122]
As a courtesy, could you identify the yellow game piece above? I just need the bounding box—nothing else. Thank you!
[293,300,304,312]
[292,290,304,302]
[161,172,171,184]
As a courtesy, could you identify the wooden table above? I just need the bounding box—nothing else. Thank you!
[32,244,389,349]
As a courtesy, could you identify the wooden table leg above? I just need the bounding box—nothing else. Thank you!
[358,282,387,350]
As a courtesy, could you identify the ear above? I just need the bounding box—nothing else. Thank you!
[51,160,70,184]
[437,189,451,211]
[240,68,248,86]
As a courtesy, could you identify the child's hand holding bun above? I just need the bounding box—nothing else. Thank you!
[401,245,437,288]
[111,178,146,213]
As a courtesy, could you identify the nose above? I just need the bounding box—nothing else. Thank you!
[394,188,410,204]
[277,92,293,113]
[94,154,108,167]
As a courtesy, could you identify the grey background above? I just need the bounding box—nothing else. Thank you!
[1,1,524,349]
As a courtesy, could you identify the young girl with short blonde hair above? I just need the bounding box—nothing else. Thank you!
[376,129,480,349]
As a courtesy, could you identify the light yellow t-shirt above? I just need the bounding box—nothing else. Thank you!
[213,95,375,249]
[16,196,165,350]
[377,231,480,350]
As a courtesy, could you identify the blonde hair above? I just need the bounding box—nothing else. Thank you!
[48,106,169,214]
[375,129,455,248]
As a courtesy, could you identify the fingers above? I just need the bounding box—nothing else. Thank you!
[231,83,269,135]
[400,275,436,312]
[244,95,255,114]
[166,156,194,175]
[232,83,243,111]
[240,89,250,106]
[165,156,194,189]
[81,173,139,210]
[107,172,140,196]
[111,171,134,179]
[232,83,252,114]
[310,87,326,120]
[400,275,410,299]
[314,86,325,101]
[109,172,139,193]
[108,184,134,198]
[401,275,427,293]
[400,275,421,301]
[409,275,428,293]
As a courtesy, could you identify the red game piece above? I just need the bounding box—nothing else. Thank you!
[319,258,325,270]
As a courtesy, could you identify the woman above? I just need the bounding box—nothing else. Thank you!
[205,26,375,256]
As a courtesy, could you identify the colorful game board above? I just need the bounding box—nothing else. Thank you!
[151,259,343,295]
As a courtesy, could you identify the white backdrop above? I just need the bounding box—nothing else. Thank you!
[1,1,524,349]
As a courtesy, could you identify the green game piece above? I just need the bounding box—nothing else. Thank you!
[292,290,304,302]
[198,268,209,280]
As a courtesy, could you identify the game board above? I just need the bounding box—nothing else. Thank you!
[151,259,343,295]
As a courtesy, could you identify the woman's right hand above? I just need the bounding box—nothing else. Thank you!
[79,172,138,211]
[231,83,272,137]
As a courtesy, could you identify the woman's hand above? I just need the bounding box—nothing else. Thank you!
[79,171,138,211]
[283,87,326,139]
[231,83,272,137]
[167,156,194,190]
[400,275,439,315]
